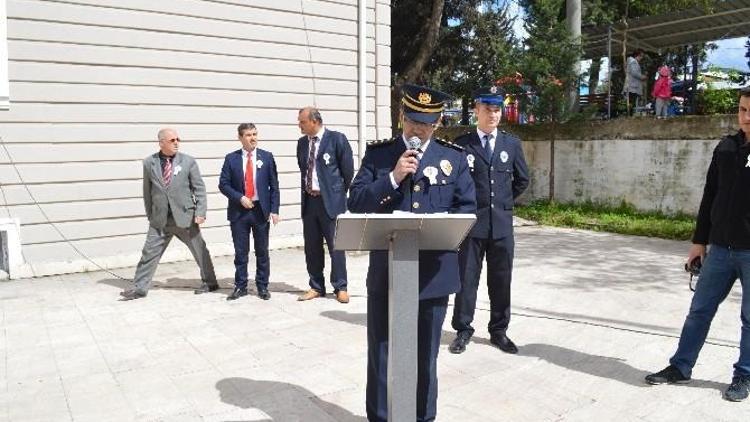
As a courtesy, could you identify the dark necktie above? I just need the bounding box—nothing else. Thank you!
[163,157,172,187]
[483,134,493,159]
[305,136,318,192]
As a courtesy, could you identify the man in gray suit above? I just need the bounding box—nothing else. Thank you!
[120,128,218,300]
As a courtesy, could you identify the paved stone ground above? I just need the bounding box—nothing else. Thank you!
[1,225,749,421]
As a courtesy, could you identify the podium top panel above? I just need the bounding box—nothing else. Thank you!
[333,213,476,251]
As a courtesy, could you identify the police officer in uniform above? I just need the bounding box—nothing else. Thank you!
[348,83,476,422]
[449,85,529,355]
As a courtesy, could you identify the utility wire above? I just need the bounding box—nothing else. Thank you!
[0,137,131,281]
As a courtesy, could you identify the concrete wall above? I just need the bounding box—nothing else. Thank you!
[438,115,738,216]
[0,0,391,278]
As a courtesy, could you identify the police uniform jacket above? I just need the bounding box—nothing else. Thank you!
[347,136,477,299]
[455,130,529,239]
[296,128,354,219]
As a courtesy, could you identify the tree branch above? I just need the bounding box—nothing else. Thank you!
[399,0,445,83]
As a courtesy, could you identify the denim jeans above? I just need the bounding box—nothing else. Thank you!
[670,245,750,378]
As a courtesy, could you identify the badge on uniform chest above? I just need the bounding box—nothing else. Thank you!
[423,166,438,185]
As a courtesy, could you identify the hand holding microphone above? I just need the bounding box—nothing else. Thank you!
[392,136,422,184]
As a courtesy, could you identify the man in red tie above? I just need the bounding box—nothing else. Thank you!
[219,123,280,300]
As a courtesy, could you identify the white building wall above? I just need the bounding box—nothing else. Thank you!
[0,0,391,278]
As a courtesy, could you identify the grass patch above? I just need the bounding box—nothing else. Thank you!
[515,200,696,240]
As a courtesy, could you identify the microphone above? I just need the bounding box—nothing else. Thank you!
[404,136,422,190]
[407,136,421,152]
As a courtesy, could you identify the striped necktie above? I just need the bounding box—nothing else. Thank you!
[163,157,172,187]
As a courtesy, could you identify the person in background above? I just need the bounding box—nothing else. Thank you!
[623,48,647,116]
[296,107,354,303]
[219,123,280,301]
[652,64,672,119]
[449,85,529,355]
[645,87,750,402]
[121,128,217,301]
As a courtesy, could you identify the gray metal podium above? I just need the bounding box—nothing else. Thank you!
[334,213,476,422]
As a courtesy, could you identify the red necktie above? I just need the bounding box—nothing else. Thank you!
[245,154,255,198]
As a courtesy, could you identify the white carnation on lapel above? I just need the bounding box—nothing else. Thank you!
[173,165,182,176]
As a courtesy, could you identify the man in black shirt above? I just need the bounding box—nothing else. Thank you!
[645,88,750,402]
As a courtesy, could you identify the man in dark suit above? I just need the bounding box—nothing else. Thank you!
[219,123,280,301]
[449,86,530,355]
[121,128,218,300]
[348,84,476,422]
[296,107,354,303]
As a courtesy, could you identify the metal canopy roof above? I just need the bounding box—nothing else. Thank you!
[582,0,750,59]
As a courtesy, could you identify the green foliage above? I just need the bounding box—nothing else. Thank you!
[430,1,517,119]
[696,88,739,115]
[515,200,696,240]
[515,0,581,122]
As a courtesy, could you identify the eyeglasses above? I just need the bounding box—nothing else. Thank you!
[162,138,180,143]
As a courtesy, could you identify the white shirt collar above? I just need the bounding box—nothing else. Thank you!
[242,148,256,159]
[476,128,497,141]
[310,127,326,141]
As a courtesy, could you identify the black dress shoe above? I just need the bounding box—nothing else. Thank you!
[226,288,248,301]
[120,289,147,301]
[257,289,271,300]
[490,333,518,354]
[194,283,219,294]
[449,331,472,354]
[490,334,518,355]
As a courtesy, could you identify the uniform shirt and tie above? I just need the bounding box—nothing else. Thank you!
[479,128,497,160]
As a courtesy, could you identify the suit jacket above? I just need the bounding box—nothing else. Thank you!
[218,148,280,222]
[347,136,477,300]
[142,152,206,229]
[296,128,354,219]
[456,130,529,239]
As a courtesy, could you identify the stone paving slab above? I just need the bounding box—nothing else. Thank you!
[1,225,749,421]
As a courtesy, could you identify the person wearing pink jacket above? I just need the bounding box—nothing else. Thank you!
[652,65,672,119]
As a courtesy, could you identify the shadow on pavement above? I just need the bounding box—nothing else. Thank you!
[217,377,366,422]
[521,343,726,392]
[321,311,727,393]
[97,277,235,292]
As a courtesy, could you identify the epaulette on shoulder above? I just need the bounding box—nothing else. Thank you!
[434,137,464,152]
[367,138,396,148]
[500,129,521,141]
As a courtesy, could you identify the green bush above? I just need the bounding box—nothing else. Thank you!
[696,88,738,115]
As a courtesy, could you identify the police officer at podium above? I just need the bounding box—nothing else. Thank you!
[449,85,529,355]
[348,83,476,422]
